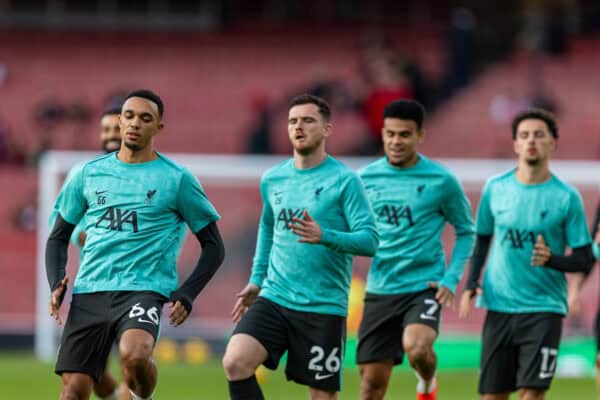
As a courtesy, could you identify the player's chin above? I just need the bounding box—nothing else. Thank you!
[294,142,317,155]
[124,141,143,151]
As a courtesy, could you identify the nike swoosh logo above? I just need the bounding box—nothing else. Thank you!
[95,190,108,195]
[419,313,437,321]
[137,318,157,325]
[539,372,554,379]
[315,373,334,380]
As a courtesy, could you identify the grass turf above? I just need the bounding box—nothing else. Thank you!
[1,352,595,399]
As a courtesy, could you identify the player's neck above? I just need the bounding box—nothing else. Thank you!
[515,161,551,184]
[294,148,327,170]
[117,146,158,164]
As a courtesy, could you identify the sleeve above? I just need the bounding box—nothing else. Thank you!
[169,222,225,312]
[320,173,379,256]
[46,214,76,292]
[176,170,221,233]
[564,189,592,249]
[439,175,476,293]
[249,177,274,287]
[55,165,87,226]
[475,180,494,235]
[464,234,493,290]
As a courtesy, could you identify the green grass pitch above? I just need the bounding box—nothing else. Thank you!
[1,352,595,399]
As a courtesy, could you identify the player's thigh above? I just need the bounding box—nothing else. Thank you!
[56,293,114,383]
[479,311,518,395]
[231,297,289,370]
[114,291,166,347]
[224,333,269,371]
[118,329,156,362]
[357,293,405,365]
[515,313,562,390]
[286,310,346,392]
[402,323,437,353]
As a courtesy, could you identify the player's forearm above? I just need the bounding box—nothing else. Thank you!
[545,244,595,274]
[465,234,492,290]
[441,230,476,293]
[45,214,75,291]
[170,223,225,312]
[320,227,379,256]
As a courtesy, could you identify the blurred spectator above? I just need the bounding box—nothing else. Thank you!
[361,57,413,154]
[489,90,529,125]
[444,8,477,97]
[247,94,274,154]
[0,63,6,88]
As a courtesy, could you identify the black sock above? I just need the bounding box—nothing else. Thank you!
[228,375,264,400]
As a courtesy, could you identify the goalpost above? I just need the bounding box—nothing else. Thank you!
[36,151,600,361]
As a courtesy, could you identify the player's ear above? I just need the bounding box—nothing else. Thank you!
[417,129,425,144]
[323,122,332,138]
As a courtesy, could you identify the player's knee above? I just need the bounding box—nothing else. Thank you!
[222,351,256,380]
[61,375,92,400]
[120,344,153,373]
[405,340,433,364]
[359,369,388,399]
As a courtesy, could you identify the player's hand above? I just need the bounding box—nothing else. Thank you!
[168,301,189,327]
[459,287,482,319]
[231,283,260,323]
[48,276,69,325]
[428,281,453,309]
[531,234,551,266]
[290,210,322,244]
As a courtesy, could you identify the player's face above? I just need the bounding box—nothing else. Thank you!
[119,97,163,152]
[513,118,556,165]
[100,114,121,153]
[382,118,423,167]
[287,104,331,155]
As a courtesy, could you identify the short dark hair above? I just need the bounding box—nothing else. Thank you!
[511,108,558,139]
[124,89,164,117]
[383,99,426,129]
[288,94,331,122]
[102,106,121,117]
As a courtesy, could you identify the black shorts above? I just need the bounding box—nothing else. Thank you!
[479,311,563,394]
[55,291,167,382]
[233,297,346,392]
[356,289,441,365]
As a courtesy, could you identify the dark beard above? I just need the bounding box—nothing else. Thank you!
[295,138,323,156]
[526,158,540,166]
[124,141,143,151]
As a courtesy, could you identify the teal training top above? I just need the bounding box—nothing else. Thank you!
[476,170,591,315]
[250,155,378,316]
[359,155,475,295]
[53,152,220,298]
